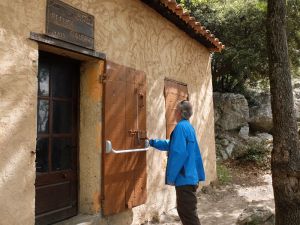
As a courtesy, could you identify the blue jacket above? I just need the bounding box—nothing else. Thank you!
[150,119,205,186]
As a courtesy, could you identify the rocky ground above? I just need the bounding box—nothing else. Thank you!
[146,163,274,225]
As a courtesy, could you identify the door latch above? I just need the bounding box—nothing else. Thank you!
[128,130,147,145]
[99,74,107,83]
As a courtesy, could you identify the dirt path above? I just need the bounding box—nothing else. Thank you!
[148,165,275,225]
[198,173,274,225]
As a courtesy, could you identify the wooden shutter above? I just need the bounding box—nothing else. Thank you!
[102,61,147,215]
[164,78,189,139]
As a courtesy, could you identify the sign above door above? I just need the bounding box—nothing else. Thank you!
[46,0,94,49]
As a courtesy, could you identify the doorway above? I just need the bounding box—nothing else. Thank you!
[35,52,79,225]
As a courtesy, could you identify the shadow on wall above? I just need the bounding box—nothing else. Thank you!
[0,26,41,225]
[146,72,168,195]
[189,73,216,182]
[140,71,215,222]
[0,88,36,223]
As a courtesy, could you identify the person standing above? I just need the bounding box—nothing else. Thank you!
[149,100,205,225]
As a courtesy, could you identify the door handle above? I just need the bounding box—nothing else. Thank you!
[105,140,150,154]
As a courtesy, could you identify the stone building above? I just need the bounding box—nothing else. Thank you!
[0,0,224,224]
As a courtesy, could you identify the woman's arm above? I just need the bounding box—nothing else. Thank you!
[149,139,170,151]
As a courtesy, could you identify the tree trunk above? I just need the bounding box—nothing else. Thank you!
[267,0,300,224]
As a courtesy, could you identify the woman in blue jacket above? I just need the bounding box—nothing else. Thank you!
[149,100,205,225]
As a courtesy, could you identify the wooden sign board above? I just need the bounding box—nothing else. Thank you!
[46,0,94,49]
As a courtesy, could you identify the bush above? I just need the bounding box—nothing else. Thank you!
[237,141,270,166]
[217,163,232,184]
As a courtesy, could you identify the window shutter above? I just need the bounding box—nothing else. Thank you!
[164,79,189,139]
[102,61,147,215]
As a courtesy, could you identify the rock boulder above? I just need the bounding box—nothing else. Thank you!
[249,93,273,132]
[237,205,275,225]
[214,92,249,131]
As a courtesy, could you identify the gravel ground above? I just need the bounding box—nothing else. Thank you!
[146,166,274,225]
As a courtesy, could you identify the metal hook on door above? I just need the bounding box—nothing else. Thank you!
[135,85,146,145]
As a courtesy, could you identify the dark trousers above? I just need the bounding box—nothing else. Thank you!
[175,185,201,225]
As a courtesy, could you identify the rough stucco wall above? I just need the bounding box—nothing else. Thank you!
[79,60,104,214]
[0,0,216,224]
[0,0,45,224]
[64,0,217,223]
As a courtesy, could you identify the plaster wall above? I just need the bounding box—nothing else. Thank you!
[79,60,104,214]
[0,1,44,224]
[0,0,216,224]
[64,2,217,223]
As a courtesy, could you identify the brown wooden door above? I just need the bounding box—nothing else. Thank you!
[102,61,147,215]
[164,78,189,138]
[35,52,79,225]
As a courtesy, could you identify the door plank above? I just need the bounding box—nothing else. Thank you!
[102,62,147,215]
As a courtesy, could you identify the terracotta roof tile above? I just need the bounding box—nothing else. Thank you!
[142,0,225,52]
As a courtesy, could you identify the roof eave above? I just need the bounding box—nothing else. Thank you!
[141,0,225,52]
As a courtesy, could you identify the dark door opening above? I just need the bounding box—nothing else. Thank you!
[35,51,79,225]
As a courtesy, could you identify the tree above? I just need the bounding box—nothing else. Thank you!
[178,0,300,93]
[267,0,300,224]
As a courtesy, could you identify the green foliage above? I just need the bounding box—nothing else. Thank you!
[177,0,300,93]
[216,163,232,184]
[237,141,270,165]
[246,220,260,225]
[287,0,300,77]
